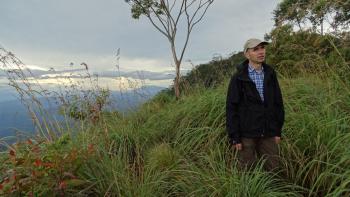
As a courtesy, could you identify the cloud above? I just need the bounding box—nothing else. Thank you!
[26,65,48,71]
[1,58,191,86]
[0,0,280,73]
[0,66,175,95]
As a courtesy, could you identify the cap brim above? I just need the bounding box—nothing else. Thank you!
[257,41,269,46]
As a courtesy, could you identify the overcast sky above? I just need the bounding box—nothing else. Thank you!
[1,0,281,73]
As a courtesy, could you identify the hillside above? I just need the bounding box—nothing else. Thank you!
[1,65,349,195]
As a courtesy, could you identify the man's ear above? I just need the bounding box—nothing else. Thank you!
[244,51,250,59]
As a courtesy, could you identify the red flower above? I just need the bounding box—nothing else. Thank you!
[27,139,33,145]
[59,181,67,190]
[0,183,3,190]
[34,159,43,167]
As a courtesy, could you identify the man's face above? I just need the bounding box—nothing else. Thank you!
[244,44,266,64]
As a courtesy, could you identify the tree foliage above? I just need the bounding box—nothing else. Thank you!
[274,0,349,33]
[265,25,350,76]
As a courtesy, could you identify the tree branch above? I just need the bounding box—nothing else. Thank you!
[192,1,213,29]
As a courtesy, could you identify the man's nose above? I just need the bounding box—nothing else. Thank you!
[258,49,265,54]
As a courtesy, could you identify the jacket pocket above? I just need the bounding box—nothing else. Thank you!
[242,107,265,132]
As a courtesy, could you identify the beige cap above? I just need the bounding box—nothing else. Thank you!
[244,38,269,52]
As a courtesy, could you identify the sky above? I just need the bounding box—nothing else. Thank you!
[0,0,281,102]
[0,0,281,101]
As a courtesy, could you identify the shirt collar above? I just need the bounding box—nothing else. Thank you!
[248,64,264,73]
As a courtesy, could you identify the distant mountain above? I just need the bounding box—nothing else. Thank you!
[0,99,35,138]
[0,85,166,139]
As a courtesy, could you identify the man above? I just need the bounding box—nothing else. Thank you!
[226,38,284,171]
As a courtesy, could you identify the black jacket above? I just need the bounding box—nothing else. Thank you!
[226,60,284,145]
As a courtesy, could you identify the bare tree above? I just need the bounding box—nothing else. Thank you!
[125,0,214,99]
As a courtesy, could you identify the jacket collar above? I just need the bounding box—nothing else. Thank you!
[236,59,273,81]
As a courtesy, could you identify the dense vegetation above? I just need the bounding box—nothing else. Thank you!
[1,0,349,196]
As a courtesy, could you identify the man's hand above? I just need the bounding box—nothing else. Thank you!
[232,143,242,150]
[274,136,281,144]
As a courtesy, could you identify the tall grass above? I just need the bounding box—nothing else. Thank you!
[66,66,349,196]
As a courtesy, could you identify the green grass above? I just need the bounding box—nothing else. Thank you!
[1,70,349,196]
[71,70,349,196]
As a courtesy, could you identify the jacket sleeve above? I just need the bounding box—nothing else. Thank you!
[226,75,241,144]
[273,71,285,136]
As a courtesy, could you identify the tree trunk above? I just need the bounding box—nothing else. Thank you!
[174,60,181,99]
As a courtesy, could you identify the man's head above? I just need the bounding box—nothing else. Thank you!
[244,38,269,64]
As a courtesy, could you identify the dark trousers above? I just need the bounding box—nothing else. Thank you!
[237,137,280,172]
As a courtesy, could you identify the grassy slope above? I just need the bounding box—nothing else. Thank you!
[75,71,350,196]
[1,68,349,196]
